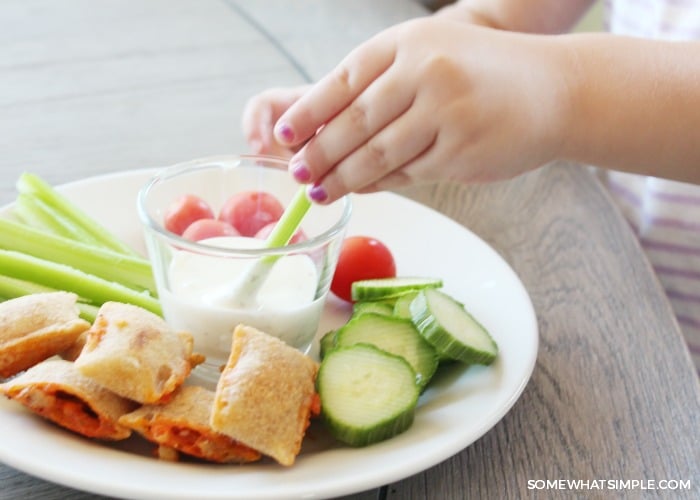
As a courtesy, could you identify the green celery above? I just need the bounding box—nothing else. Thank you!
[220,186,312,307]
[0,217,156,294]
[0,275,98,322]
[263,185,312,250]
[13,192,104,246]
[17,172,139,257]
[76,302,99,322]
[0,250,161,316]
[0,274,56,296]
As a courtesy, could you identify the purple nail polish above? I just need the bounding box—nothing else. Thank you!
[308,183,328,203]
[291,162,311,182]
[276,122,294,143]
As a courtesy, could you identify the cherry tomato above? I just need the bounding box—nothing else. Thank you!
[330,236,397,302]
[181,218,240,241]
[164,194,215,236]
[254,222,307,244]
[218,191,285,237]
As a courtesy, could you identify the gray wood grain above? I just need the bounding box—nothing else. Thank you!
[1,1,698,499]
[394,165,700,498]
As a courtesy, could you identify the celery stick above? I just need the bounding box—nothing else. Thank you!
[17,172,139,257]
[0,217,156,294]
[0,250,161,316]
[76,302,99,322]
[71,302,97,322]
[212,186,312,307]
[0,274,57,297]
[13,193,104,246]
[0,275,98,322]
[263,185,313,251]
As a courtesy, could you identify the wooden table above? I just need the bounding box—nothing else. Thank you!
[1,1,698,499]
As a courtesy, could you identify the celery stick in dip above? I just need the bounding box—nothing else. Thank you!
[208,185,312,308]
[161,235,323,383]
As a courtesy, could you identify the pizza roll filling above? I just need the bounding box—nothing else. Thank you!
[0,359,136,440]
[120,385,261,463]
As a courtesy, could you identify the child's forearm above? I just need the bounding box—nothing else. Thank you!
[559,34,700,183]
[437,4,700,184]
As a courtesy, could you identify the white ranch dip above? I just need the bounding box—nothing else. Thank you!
[160,236,323,383]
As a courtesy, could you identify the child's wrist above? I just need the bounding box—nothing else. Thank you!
[547,34,595,166]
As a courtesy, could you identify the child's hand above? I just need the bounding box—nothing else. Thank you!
[271,18,571,203]
[241,85,311,159]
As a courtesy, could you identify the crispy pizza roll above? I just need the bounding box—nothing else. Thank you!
[119,385,261,463]
[0,359,137,440]
[74,302,200,404]
[59,331,87,362]
[211,325,319,466]
[0,292,91,378]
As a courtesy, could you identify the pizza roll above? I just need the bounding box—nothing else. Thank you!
[119,385,261,463]
[74,302,201,404]
[59,331,87,362]
[211,325,319,466]
[0,359,136,440]
[0,292,91,378]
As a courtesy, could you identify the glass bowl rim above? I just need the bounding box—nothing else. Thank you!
[137,154,352,258]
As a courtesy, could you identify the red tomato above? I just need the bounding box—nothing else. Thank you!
[181,218,239,241]
[330,236,396,302]
[254,222,307,244]
[164,194,215,236]
[218,191,285,237]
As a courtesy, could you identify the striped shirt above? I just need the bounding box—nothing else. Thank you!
[600,0,700,374]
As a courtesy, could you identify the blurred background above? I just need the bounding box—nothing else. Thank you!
[421,0,604,31]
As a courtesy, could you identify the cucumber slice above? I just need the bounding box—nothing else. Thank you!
[410,288,498,365]
[393,290,455,363]
[319,330,337,359]
[351,276,443,302]
[335,312,438,389]
[352,301,394,317]
[392,291,419,319]
[318,344,419,446]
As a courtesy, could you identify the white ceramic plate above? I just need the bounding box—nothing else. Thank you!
[0,170,538,500]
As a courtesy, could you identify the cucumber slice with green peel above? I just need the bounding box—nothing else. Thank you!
[352,301,394,317]
[392,291,419,319]
[351,276,443,302]
[410,288,498,365]
[335,312,438,388]
[318,344,419,446]
[319,330,337,359]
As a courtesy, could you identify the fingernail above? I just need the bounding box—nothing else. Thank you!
[308,183,328,203]
[291,161,311,182]
[276,122,294,143]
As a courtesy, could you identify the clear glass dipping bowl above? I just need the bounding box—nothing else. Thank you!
[137,155,351,385]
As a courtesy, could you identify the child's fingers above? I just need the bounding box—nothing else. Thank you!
[241,93,276,151]
[291,65,416,184]
[241,86,309,155]
[274,31,397,147]
[354,169,418,194]
[302,101,438,204]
